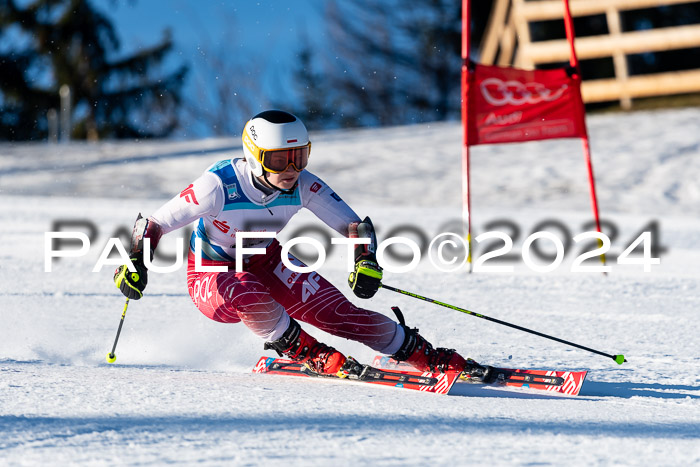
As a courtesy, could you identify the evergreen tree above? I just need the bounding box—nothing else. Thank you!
[0,0,188,140]
[289,34,335,130]
[291,0,494,129]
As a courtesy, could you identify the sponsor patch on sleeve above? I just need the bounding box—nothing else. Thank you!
[180,184,199,205]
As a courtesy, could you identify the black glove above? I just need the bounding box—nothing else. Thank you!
[348,259,383,299]
[114,256,148,299]
[113,214,162,300]
[348,216,382,299]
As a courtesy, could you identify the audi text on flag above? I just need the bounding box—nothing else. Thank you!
[467,64,587,145]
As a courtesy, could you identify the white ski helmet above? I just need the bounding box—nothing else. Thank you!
[242,110,311,177]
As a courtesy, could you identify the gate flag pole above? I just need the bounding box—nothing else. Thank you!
[462,0,473,272]
[562,0,606,266]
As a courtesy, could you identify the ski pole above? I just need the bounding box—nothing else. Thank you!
[380,283,626,365]
[106,298,129,363]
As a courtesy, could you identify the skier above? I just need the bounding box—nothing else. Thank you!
[113,110,487,378]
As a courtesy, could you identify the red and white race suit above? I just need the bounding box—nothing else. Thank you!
[149,158,403,353]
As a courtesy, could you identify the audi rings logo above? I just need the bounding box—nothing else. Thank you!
[480,78,568,107]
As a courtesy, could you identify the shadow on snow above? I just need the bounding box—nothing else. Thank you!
[580,381,700,399]
[450,380,699,400]
[1,413,698,446]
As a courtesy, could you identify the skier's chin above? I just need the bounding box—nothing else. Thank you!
[275,175,298,189]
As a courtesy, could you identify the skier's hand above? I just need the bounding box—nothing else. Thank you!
[347,216,382,298]
[114,257,148,300]
[113,214,161,300]
[348,259,382,299]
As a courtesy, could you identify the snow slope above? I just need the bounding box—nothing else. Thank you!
[1,108,699,465]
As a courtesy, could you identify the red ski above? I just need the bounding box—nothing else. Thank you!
[371,356,587,396]
[253,356,460,395]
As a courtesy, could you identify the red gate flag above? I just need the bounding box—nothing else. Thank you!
[467,64,587,146]
[461,0,604,272]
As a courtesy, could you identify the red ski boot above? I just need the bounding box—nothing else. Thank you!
[265,318,347,376]
[391,325,493,380]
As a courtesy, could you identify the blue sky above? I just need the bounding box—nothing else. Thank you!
[100,0,327,136]
[106,1,326,57]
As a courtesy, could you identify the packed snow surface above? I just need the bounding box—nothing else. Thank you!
[1,108,699,465]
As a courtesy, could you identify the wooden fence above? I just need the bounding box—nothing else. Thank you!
[480,0,700,108]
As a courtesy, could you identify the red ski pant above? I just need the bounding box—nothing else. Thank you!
[186,240,400,352]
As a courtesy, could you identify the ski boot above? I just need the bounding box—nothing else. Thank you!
[336,356,366,379]
[264,318,347,376]
[459,358,496,383]
[391,325,495,381]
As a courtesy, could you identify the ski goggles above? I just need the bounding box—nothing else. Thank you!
[244,133,311,173]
